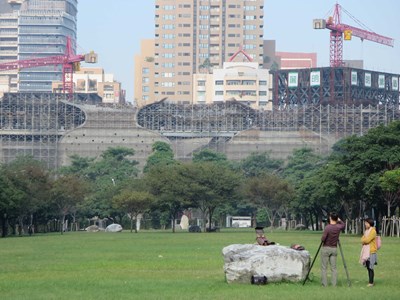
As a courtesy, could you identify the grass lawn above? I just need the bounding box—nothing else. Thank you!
[0,228,399,300]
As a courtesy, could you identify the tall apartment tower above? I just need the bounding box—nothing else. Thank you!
[154,0,264,104]
[0,0,77,93]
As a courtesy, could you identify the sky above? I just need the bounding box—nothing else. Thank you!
[78,0,400,103]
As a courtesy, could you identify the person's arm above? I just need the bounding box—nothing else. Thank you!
[337,218,345,230]
[362,228,377,244]
[321,227,328,242]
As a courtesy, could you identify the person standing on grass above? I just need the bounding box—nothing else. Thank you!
[360,218,377,287]
[320,212,345,287]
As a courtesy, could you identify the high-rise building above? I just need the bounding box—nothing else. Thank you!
[152,0,264,104]
[0,0,77,93]
[134,39,155,108]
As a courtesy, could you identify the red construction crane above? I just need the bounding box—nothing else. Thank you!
[313,3,394,67]
[0,36,97,96]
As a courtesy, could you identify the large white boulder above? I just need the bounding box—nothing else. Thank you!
[222,244,310,284]
[85,225,100,232]
[105,223,123,232]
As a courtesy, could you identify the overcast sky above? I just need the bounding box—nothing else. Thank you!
[78,0,400,103]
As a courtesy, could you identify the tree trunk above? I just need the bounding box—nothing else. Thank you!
[60,215,65,235]
[309,211,314,231]
[134,214,138,233]
[1,213,8,237]
[130,216,134,233]
[18,216,23,236]
[208,207,214,232]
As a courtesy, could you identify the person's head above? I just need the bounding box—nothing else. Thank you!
[329,212,339,223]
[364,218,374,229]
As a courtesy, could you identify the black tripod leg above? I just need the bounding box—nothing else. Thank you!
[338,240,351,287]
[303,241,323,286]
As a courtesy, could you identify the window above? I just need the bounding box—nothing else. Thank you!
[162,82,175,87]
[142,95,149,101]
[162,63,175,68]
[259,91,267,96]
[162,72,174,78]
[162,34,175,39]
[163,15,175,20]
[215,80,223,85]
[142,77,149,83]
[162,24,175,29]
[215,91,223,95]
[163,43,174,49]
[142,86,149,92]
[163,5,175,10]
[142,68,149,74]
[198,81,206,86]
[259,80,267,86]
[242,80,256,85]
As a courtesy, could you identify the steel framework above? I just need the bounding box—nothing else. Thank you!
[137,100,400,139]
[1,87,400,169]
[0,92,86,168]
[272,67,400,108]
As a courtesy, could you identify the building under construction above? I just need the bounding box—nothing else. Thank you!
[1,67,399,169]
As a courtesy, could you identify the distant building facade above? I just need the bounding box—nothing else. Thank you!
[0,0,78,93]
[152,0,264,103]
[52,67,125,104]
[134,39,155,108]
[192,61,272,109]
[276,52,317,69]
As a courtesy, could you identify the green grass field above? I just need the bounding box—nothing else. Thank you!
[0,229,399,300]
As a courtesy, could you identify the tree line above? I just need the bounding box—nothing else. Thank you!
[1,121,400,237]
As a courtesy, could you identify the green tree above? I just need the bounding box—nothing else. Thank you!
[50,175,89,234]
[380,168,400,216]
[0,166,23,237]
[4,156,50,235]
[187,162,240,232]
[329,121,400,218]
[144,163,190,232]
[242,174,294,230]
[240,152,283,177]
[66,147,140,223]
[192,148,227,163]
[143,141,175,173]
[113,190,154,233]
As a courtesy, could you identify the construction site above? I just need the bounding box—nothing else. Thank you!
[1,69,399,170]
[1,2,399,169]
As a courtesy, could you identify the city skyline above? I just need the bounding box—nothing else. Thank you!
[78,0,400,103]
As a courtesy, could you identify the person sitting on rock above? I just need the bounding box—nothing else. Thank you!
[255,227,275,246]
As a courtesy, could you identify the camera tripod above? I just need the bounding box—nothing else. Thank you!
[302,240,351,286]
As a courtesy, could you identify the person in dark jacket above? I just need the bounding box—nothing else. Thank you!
[320,212,345,287]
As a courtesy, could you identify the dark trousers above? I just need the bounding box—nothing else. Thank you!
[366,260,374,284]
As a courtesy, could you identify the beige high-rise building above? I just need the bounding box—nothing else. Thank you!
[134,39,156,108]
[148,0,264,105]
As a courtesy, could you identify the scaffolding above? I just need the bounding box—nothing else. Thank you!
[1,90,400,170]
[0,92,85,169]
[137,100,400,160]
